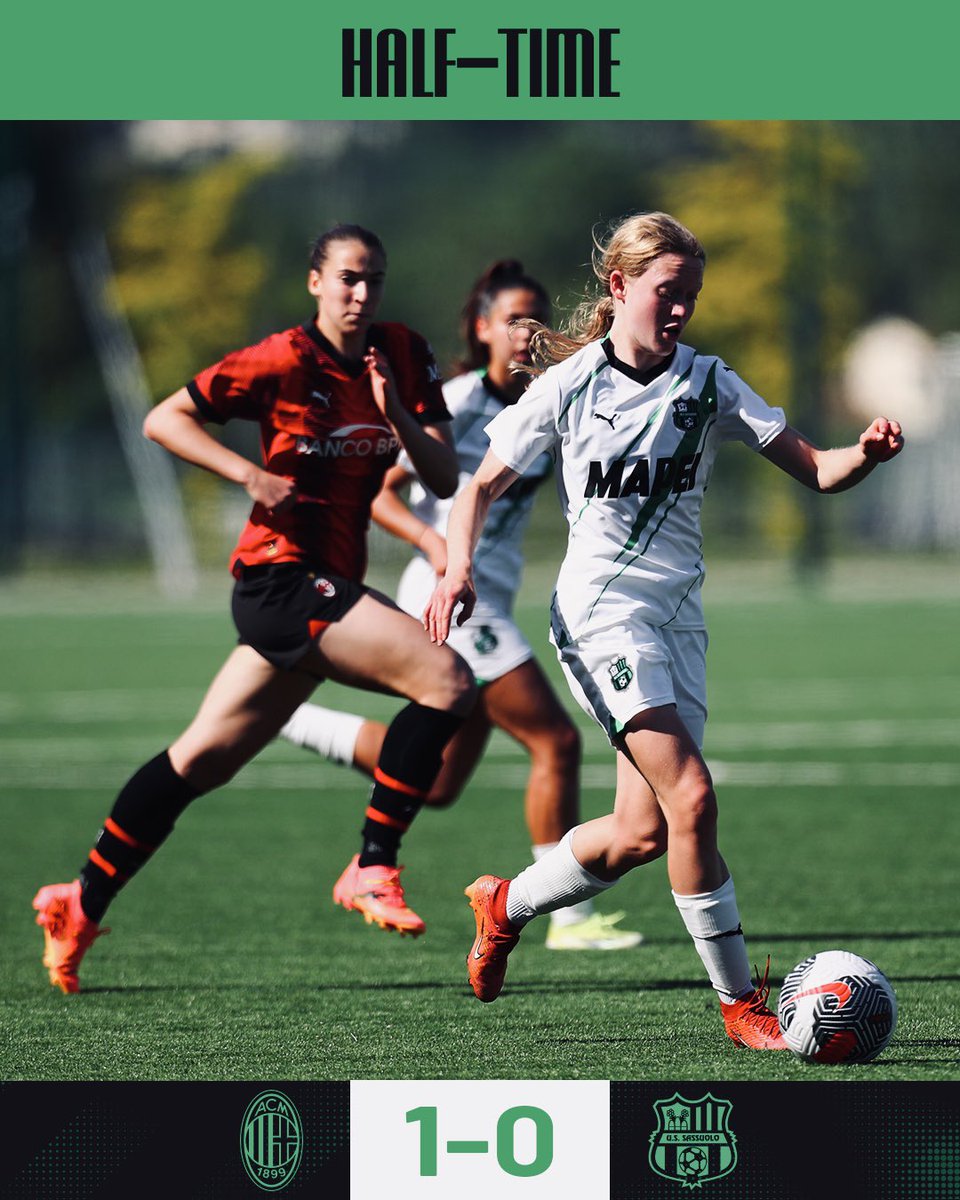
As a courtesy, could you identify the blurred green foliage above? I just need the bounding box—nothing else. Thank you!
[658,121,862,554]
[11,120,960,570]
[111,156,273,397]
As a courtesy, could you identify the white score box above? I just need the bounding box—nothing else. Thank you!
[351,1080,609,1200]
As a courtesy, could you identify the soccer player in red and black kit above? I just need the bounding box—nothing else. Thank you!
[32,224,476,993]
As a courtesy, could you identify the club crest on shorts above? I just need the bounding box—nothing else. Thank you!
[313,576,336,597]
[649,1093,738,1189]
[672,397,702,431]
[608,655,633,691]
[473,625,499,655]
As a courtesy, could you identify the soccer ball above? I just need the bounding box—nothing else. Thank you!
[777,950,897,1064]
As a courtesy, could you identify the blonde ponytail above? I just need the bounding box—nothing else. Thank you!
[521,212,705,374]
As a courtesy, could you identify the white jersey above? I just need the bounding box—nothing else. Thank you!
[484,339,786,637]
[403,369,552,614]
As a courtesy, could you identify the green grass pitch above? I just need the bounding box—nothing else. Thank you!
[1,565,958,1081]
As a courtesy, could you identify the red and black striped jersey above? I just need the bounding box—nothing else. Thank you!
[187,320,449,580]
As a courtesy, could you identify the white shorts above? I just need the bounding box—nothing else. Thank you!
[550,602,708,748]
[397,556,533,686]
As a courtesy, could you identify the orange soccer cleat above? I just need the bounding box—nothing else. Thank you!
[333,855,426,937]
[32,880,108,994]
[720,959,788,1050]
[464,875,521,1003]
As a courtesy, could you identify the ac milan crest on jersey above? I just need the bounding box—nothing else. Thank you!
[313,577,337,597]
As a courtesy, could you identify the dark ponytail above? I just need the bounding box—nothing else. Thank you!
[457,259,551,372]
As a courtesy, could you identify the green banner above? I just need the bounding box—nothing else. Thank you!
[4,0,959,118]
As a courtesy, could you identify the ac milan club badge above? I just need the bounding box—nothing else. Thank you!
[240,1089,303,1192]
[649,1093,738,1188]
[313,577,337,597]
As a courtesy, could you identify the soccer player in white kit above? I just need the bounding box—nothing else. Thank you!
[424,213,904,1049]
[280,261,641,950]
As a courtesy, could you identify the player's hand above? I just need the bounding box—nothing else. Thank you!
[423,572,476,644]
[860,417,904,463]
[364,347,399,419]
[419,529,448,577]
[247,467,297,515]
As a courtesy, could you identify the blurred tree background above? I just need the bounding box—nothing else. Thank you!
[2,119,958,586]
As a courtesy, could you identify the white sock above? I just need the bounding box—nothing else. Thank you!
[279,703,364,767]
[506,829,615,926]
[672,876,753,1002]
[532,842,596,927]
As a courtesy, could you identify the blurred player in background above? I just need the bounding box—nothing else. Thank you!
[280,260,642,951]
[424,212,904,1049]
[33,223,476,992]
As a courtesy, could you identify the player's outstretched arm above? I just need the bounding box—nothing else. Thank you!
[761,418,904,494]
[423,449,518,644]
[143,387,297,514]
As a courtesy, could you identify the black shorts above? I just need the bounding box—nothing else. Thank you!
[231,563,366,670]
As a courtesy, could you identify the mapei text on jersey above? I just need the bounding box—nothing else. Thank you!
[341,28,620,98]
[586,454,704,499]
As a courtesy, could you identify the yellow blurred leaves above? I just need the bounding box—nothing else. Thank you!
[661,120,859,403]
[111,155,271,399]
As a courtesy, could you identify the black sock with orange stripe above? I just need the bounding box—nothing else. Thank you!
[358,702,464,868]
[78,750,201,922]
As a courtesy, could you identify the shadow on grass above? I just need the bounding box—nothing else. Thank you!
[872,1037,960,1066]
[70,965,960,998]
[755,930,960,944]
[74,977,708,997]
[73,976,960,1000]
[642,930,960,946]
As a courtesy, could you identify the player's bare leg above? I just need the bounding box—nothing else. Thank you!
[469,706,784,1044]
[482,660,580,843]
[304,595,476,936]
[280,697,492,798]
[605,708,784,1048]
[34,648,317,993]
[300,592,474,716]
[169,647,318,790]
[484,660,642,950]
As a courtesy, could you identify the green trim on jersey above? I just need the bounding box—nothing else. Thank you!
[551,599,619,739]
[477,488,533,560]
[631,418,715,560]
[669,363,695,393]
[586,361,720,622]
[571,401,667,529]
[558,360,611,426]
[456,371,499,453]
[570,362,694,528]
[458,409,496,462]
[661,563,706,627]
[619,362,718,560]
